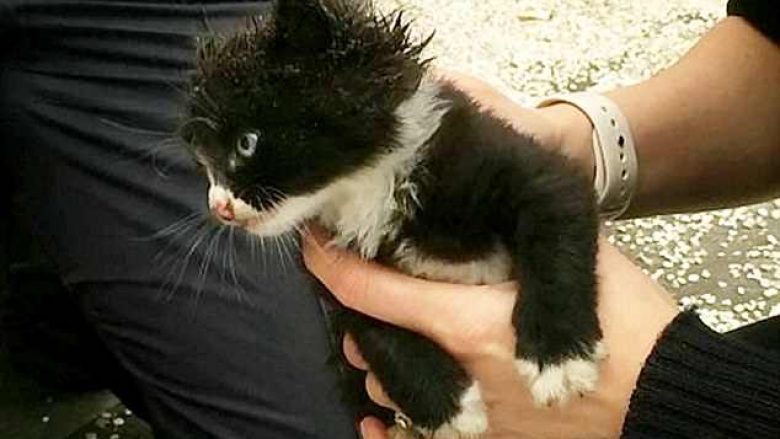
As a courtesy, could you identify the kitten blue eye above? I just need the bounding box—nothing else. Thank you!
[237,132,259,158]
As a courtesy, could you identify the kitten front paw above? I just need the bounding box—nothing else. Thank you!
[397,382,487,439]
[428,382,488,438]
[516,342,606,406]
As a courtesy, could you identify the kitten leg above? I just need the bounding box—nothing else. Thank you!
[510,195,603,406]
[341,314,478,435]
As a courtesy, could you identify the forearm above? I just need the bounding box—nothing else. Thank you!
[540,17,780,218]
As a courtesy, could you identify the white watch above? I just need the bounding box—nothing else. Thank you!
[538,92,638,220]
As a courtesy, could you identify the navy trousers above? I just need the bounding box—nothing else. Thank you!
[0,2,357,437]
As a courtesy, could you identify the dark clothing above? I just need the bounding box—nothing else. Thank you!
[728,0,780,43]
[0,2,356,438]
[622,313,780,438]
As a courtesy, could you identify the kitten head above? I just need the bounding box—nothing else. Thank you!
[181,0,431,235]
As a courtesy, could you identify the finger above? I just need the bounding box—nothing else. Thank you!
[431,69,496,96]
[302,227,496,339]
[360,417,390,439]
[303,226,519,365]
[343,333,369,370]
[365,373,400,411]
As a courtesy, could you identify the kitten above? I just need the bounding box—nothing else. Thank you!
[181,0,603,436]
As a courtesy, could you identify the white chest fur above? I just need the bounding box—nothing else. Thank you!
[317,79,448,258]
[316,79,512,286]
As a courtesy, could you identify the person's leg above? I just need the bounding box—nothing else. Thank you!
[76,252,355,439]
[1,1,356,437]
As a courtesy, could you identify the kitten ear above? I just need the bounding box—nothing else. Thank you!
[273,0,335,52]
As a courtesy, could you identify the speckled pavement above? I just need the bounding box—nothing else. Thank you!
[376,0,779,333]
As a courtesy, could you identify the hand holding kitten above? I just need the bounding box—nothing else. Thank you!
[301,74,673,438]
[434,70,596,181]
[303,228,678,439]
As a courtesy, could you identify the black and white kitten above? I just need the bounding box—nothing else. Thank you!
[182,0,603,436]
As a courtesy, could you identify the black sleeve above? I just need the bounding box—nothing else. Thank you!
[621,311,780,438]
[0,1,12,291]
[0,2,17,63]
[727,0,779,43]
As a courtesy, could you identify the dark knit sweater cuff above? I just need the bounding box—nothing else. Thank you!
[727,0,779,44]
[621,311,780,438]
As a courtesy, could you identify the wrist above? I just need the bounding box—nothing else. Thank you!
[539,93,640,220]
[596,239,680,432]
[536,103,595,180]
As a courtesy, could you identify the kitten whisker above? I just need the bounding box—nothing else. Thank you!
[193,84,223,118]
[245,228,258,265]
[165,78,219,122]
[163,78,192,101]
[161,220,216,301]
[218,227,231,286]
[141,212,204,242]
[273,236,286,273]
[259,235,270,273]
[227,227,248,304]
[179,116,219,134]
[199,5,215,35]
[279,232,297,268]
[121,135,190,178]
[170,90,222,133]
[263,185,289,204]
[144,138,190,179]
[184,97,220,124]
[99,114,193,179]
[194,225,224,304]
[152,214,209,272]
[99,118,172,136]
[293,221,312,241]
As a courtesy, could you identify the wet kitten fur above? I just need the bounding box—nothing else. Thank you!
[182,0,603,436]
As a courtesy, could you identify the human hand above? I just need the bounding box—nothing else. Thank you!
[302,229,679,439]
[434,70,595,180]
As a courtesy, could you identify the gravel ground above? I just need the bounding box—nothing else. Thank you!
[376,0,779,332]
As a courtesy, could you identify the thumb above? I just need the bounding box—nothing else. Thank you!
[359,417,390,439]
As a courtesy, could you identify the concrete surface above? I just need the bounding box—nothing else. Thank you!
[0,352,134,439]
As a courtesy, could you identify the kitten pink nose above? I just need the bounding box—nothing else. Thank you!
[211,199,235,222]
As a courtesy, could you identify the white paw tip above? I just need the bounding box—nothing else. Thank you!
[426,382,488,439]
[516,343,605,407]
